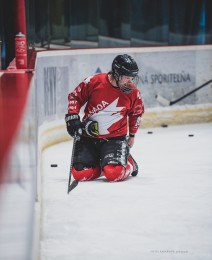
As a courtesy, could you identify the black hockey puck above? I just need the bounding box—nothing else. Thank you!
[147,131,153,134]
[51,164,58,167]
[161,124,168,127]
[188,134,194,137]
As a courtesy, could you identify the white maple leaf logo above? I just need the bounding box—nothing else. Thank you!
[90,98,124,135]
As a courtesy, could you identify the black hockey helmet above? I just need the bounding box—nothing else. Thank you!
[112,54,139,79]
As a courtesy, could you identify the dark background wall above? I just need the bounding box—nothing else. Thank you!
[0,0,212,69]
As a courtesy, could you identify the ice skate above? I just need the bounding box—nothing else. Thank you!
[129,155,138,176]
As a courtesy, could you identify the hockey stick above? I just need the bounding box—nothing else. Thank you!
[67,135,80,194]
[155,79,212,106]
[67,120,99,193]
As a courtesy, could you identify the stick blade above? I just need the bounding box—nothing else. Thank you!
[67,180,79,194]
[155,94,170,106]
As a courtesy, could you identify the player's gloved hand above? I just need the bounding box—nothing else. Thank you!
[82,120,99,137]
[65,114,83,137]
[65,114,99,138]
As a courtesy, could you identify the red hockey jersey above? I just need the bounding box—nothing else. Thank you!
[68,73,144,138]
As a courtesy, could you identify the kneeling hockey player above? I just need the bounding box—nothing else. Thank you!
[65,54,144,182]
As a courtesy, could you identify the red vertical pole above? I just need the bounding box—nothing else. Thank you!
[14,0,27,35]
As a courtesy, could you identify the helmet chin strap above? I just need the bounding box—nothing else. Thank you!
[108,72,119,88]
[114,74,122,89]
[116,79,120,88]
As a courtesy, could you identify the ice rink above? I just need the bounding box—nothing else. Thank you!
[40,123,212,260]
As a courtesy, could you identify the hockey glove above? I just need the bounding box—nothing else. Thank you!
[82,120,99,137]
[65,114,99,137]
[65,114,83,137]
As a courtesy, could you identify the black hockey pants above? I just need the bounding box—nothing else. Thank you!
[73,135,130,171]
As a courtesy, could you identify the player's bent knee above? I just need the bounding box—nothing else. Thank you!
[103,164,128,182]
[72,166,101,181]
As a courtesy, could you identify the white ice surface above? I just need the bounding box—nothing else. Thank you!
[40,123,212,260]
